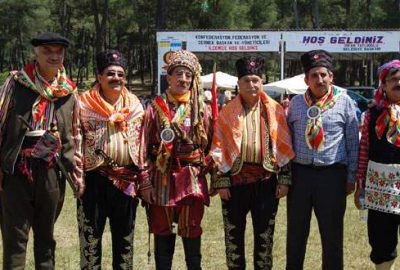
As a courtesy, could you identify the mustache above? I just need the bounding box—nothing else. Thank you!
[177,80,191,87]
[109,80,122,84]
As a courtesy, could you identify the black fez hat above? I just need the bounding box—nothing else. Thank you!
[235,56,265,79]
[96,49,127,74]
[31,32,70,48]
[301,50,333,73]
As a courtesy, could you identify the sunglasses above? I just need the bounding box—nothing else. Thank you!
[106,71,125,78]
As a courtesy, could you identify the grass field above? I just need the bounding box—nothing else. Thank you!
[0,188,376,269]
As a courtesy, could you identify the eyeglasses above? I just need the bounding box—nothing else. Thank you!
[106,71,125,78]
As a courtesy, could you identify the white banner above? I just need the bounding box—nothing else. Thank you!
[157,31,281,52]
[156,31,400,94]
[186,31,280,52]
[283,31,400,53]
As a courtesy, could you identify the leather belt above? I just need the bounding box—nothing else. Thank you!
[294,162,346,170]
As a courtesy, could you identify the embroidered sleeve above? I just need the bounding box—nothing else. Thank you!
[138,104,157,190]
[136,104,153,191]
[0,74,16,150]
[71,93,84,184]
[204,103,214,155]
[143,104,161,161]
[356,111,371,189]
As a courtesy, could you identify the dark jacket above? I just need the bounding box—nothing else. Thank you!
[0,80,77,174]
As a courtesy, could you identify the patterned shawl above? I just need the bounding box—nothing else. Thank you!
[210,91,294,173]
[15,62,76,122]
[79,84,138,132]
[79,83,145,171]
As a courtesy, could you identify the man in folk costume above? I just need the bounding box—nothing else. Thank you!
[141,50,212,270]
[355,60,400,270]
[78,50,148,269]
[0,32,84,269]
[210,56,295,270]
[286,50,359,270]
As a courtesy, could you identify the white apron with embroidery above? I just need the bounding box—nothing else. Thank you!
[365,160,400,214]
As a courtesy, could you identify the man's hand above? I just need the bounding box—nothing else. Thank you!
[218,188,231,201]
[141,187,154,204]
[76,181,85,198]
[276,184,289,198]
[0,169,3,192]
[354,188,365,210]
[69,170,85,198]
[346,182,355,196]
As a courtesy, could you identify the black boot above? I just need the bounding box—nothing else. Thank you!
[182,237,202,270]
[154,234,176,270]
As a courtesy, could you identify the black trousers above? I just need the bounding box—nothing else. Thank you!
[368,209,400,264]
[77,171,138,270]
[221,177,278,270]
[286,163,347,270]
[0,160,65,270]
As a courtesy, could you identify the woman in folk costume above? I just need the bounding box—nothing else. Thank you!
[141,50,213,270]
[78,50,148,269]
[355,60,400,270]
[209,56,294,270]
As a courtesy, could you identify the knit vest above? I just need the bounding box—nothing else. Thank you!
[0,81,77,174]
[368,107,400,164]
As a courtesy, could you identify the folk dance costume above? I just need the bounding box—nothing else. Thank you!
[0,33,83,269]
[286,50,359,270]
[210,56,294,270]
[356,60,400,269]
[142,50,212,270]
[78,50,147,269]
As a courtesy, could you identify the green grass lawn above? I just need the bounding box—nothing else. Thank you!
[0,188,375,269]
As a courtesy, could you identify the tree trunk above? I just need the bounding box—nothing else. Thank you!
[139,27,145,86]
[58,0,69,37]
[0,44,4,72]
[153,0,167,95]
[365,0,371,27]
[126,35,133,87]
[84,30,91,81]
[312,0,320,29]
[344,0,351,28]
[156,0,166,30]
[92,0,109,55]
[293,0,300,29]
[16,21,25,68]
